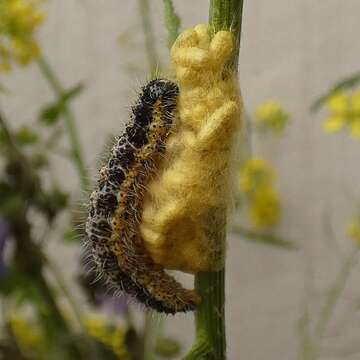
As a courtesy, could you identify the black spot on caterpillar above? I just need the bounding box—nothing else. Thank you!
[85,79,201,314]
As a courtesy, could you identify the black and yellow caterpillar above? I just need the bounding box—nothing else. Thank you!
[85,79,201,314]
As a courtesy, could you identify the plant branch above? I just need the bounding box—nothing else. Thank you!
[138,0,160,72]
[186,270,226,360]
[183,2,244,359]
[209,0,244,72]
[42,253,85,329]
[231,225,298,250]
[37,57,90,192]
[163,0,181,50]
[141,311,162,360]
[310,250,359,359]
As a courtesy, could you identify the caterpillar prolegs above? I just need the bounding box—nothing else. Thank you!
[85,79,201,314]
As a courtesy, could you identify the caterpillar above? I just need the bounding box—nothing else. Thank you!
[85,79,201,314]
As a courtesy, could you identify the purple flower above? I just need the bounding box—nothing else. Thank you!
[95,292,129,315]
[0,217,10,277]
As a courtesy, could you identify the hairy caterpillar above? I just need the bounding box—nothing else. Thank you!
[85,79,201,314]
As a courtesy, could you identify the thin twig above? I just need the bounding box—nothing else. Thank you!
[162,0,181,50]
[138,0,160,72]
[231,225,298,250]
[37,57,90,192]
[311,250,359,359]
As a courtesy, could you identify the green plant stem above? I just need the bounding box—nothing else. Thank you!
[298,302,313,360]
[184,207,227,360]
[163,0,181,50]
[142,311,161,360]
[308,250,359,360]
[231,225,298,250]
[138,0,160,72]
[209,0,244,72]
[183,337,212,360]
[186,271,226,360]
[37,57,90,192]
[37,226,85,327]
[311,71,360,112]
[183,2,244,359]
[42,253,85,329]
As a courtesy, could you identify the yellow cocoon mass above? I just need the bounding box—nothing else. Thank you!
[140,24,242,273]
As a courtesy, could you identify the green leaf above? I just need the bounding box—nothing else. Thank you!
[231,225,298,250]
[0,195,23,218]
[62,83,84,102]
[49,188,69,210]
[39,82,84,126]
[311,71,360,112]
[14,126,39,146]
[39,187,69,216]
[0,273,18,296]
[0,268,59,311]
[40,105,61,125]
[163,0,181,49]
[0,183,23,217]
[0,271,33,300]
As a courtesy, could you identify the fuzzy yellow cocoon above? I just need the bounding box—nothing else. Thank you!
[140,25,242,273]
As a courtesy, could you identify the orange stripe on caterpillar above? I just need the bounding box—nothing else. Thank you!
[85,79,201,313]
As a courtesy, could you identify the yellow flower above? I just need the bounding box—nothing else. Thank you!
[239,157,275,194]
[9,313,44,353]
[255,100,290,133]
[83,313,129,359]
[0,0,45,72]
[323,90,360,139]
[346,217,360,247]
[83,313,109,340]
[249,187,281,228]
[112,328,129,359]
[239,158,282,228]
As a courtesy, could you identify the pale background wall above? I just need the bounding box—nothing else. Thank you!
[1,1,360,359]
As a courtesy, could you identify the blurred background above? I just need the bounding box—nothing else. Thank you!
[1,0,360,359]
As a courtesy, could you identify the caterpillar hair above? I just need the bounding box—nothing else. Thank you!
[85,79,201,314]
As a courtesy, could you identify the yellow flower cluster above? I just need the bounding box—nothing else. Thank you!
[346,216,360,247]
[239,157,275,194]
[255,100,289,133]
[239,158,281,228]
[9,314,44,355]
[0,0,45,72]
[323,91,360,139]
[83,313,129,359]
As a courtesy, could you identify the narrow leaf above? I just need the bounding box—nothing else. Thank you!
[15,126,39,146]
[163,0,181,49]
[231,225,298,250]
[311,71,360,112]
[40,105,61,125]
[62,83,84,102]
[38,82,84,126]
